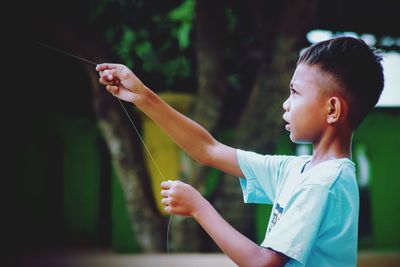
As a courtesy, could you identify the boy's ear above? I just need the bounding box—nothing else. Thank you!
[326,97,341,124]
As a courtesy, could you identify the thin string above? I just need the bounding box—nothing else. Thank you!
[31,40,98,65]
[166,211,173,253]
[32,39,173,254]
[116,98,166,181]
[117,98,173,254]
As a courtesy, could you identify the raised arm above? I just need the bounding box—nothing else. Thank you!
[96,63,244,178]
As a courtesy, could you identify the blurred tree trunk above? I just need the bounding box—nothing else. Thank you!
[235,0,318,148]
[84,45,172,252]
[169,0,229,251]
[87,74,168,252]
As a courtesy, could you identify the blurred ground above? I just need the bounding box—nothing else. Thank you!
[5,250,400,267]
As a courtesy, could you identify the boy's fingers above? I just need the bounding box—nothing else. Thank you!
[96,64,111,71]
[161,180,174,189]
[164,206,172,214]
[109,69,119,76]
[99,76,113,85]
[106,85,119,94]
[100,74,113,81]
[96,63,120,71]
[161,190,169,197]
[161,198,171,206]
[99,71,123,85]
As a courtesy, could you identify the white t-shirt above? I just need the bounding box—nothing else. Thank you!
[237,149,359,267]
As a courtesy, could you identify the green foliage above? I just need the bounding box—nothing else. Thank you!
[115,26,136,68]
[168,0,195,49]
[89,0,259,102]
[92,0,196,90]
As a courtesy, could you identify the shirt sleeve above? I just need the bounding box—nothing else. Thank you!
[236,149,291,204]
[261,184,331,265]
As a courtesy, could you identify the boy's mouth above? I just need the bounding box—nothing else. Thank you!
[282,115,290,131]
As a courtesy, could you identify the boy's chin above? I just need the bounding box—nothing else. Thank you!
[289,134,312,145]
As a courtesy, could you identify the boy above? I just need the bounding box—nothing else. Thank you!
[96,36,384,267]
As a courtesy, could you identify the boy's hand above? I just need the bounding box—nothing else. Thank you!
[96,63,146,104]
[161,180,206,217]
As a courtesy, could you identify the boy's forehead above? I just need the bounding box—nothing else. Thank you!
[291,64,318,84]
[291,63,331,92]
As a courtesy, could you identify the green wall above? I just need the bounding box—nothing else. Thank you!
[57,117,101,246]
[56,115,141,251]
[111,167,141,252]
[8,113,139,252]
[353,109,400,249]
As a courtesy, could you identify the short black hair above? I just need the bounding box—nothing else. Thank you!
[297,36,384,129]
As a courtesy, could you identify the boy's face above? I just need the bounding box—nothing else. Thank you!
[282,63,332,144]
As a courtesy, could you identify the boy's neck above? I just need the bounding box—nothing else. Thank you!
[309,129,353,168]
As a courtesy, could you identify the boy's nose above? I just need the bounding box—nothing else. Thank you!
[282,98,290,111]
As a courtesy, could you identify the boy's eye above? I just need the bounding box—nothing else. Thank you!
[290,88,297,95]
